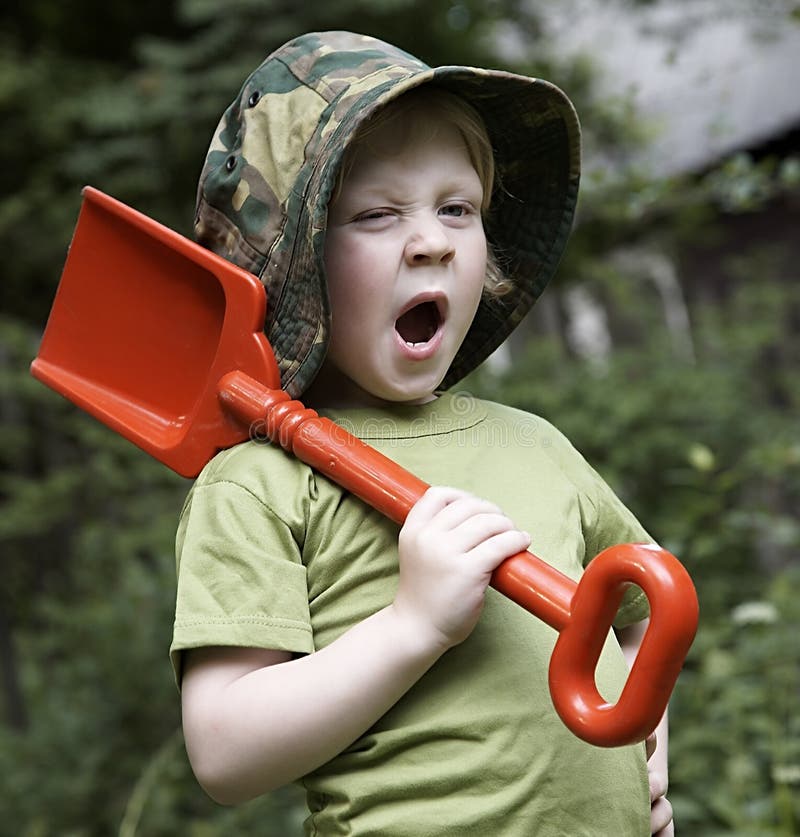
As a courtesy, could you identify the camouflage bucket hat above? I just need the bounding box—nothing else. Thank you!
[195,30,581,398]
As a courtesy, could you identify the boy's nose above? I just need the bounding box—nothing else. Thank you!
[403,219,455,266]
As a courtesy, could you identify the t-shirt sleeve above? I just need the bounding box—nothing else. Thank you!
[542,422,654,628]
[170,476,314,684]
[578,464,653,627]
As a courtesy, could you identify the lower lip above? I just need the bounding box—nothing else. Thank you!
[394,325,445,361]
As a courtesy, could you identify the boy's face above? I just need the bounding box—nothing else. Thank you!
[319,111,488,406]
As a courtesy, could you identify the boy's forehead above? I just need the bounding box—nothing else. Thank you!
[341,155,480,197]
[347,120,477,178]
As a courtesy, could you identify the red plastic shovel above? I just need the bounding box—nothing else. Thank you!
[31,187,699,747]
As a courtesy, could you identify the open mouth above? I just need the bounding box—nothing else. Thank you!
[395,300,443,346]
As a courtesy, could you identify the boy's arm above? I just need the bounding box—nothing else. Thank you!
[616,619,673,836]
[182,607,444,804]
[180,487,530,805]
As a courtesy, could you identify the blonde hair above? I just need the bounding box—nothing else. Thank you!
[332,87,509,296]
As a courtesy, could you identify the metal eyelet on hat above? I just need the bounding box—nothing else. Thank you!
[225,155,237,172]
[247,90,261,107]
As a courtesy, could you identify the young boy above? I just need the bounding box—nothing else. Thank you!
[171,31,673,835]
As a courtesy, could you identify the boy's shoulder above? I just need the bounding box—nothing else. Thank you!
[474,396,606,488]
[189,437,320,511]
[472,396,576,449]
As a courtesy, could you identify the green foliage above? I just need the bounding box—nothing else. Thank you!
[0,316,181,832]
[672,569,800,836]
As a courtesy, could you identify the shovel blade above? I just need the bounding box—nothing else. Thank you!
[31,187,280,477]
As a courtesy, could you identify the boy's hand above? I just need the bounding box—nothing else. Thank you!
[646,733,674,836]
[393,486,531,652]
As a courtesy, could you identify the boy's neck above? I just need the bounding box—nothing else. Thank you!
[303,363,438,411]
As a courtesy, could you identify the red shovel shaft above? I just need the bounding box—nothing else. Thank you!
[219,370,699,747]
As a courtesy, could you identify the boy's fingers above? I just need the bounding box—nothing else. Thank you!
[650,795,673,834]
[405,486,468,525]
[468,528,531,572]
[431,494,504,530]
[405,487,529,569]
[649,771,668,803]
[645,732,657,760]
[408,487,504,532]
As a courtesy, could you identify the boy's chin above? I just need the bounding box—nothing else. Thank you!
[339,385,439,409]
[323,381,439,410]
[304,358,446,409]
[367,373,446,406]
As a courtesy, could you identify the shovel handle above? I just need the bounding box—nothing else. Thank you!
[218,371,698,747]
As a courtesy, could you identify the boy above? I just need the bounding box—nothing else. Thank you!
[171,31,672,835]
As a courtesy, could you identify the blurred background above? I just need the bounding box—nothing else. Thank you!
[1,0,798,834]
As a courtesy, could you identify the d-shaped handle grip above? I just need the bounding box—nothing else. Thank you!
[219,373,699,746]
[548,543,698,747]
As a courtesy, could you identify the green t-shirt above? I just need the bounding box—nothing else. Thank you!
[172,393,652,836]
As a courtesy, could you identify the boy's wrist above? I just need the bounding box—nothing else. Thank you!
[384,601,453,665]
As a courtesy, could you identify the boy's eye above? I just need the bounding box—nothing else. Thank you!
[439,203,471,218]
[354,209,392,223]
